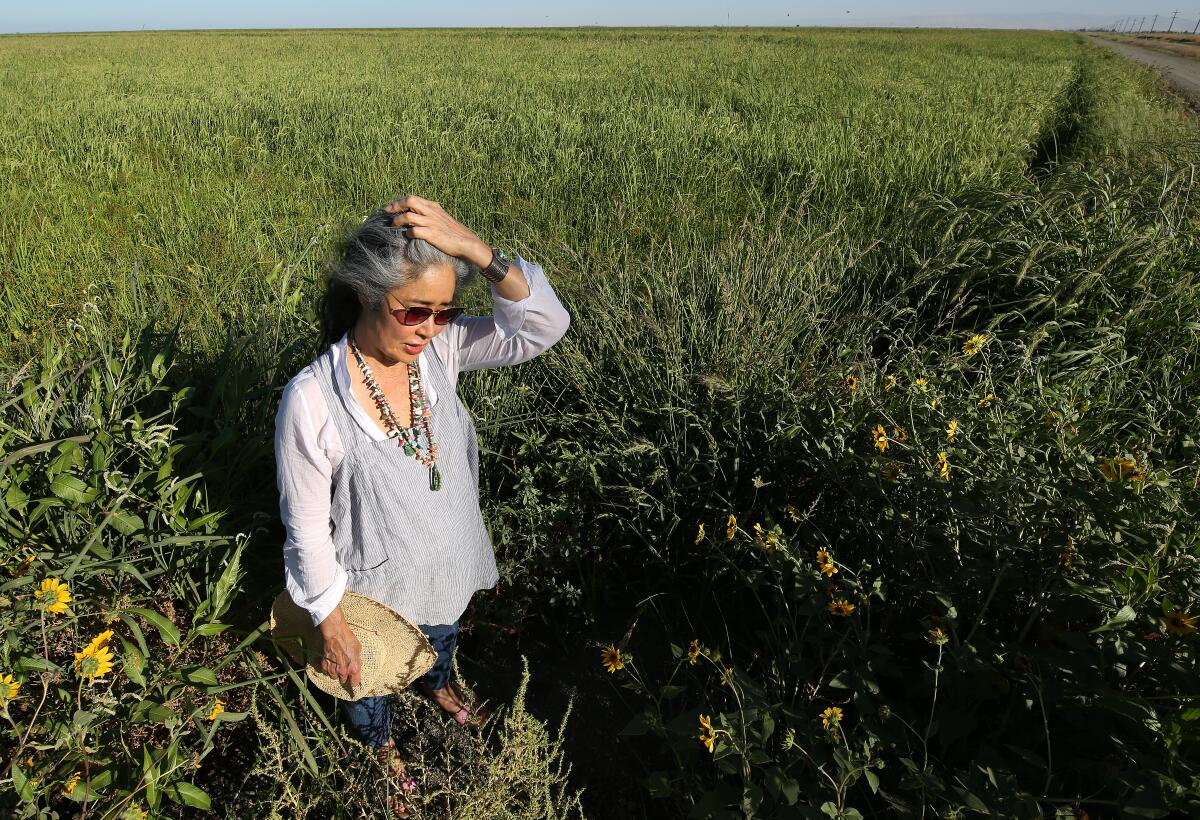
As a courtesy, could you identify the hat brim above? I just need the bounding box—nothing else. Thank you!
[270,591,437,701]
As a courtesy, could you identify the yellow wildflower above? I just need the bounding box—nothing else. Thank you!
[720,667,735,687]
[687,639,701,666]
[816,548,837,577]
[946,419,959,442]
[845,374,858,392]
[786,504,800,523]
[1163,611,1197,636]
[827,599,856,617]
[1098,457,1139,482]
[694,523,704,545]
[929,398,939,410]
[892,425,908,442]
[726,514,736,540]
[753,523,765,544]
[74,630,116,681]
[208,698,225,721]
[600,645,624,673]
[963,334,988,356]
[928,627,949,645]
[884,374,897,392]
[1061,538,1076,567]
[936,452,950,481]
[34,578,71,615]
[883,461,902,482]
[0,673,19,705]
[820,706,843,730]
[698,714,716,753]
[62,771,81,797]
[912,377,929,393]
[815,548,832,565]
[978,393,995,408]
[7,552,34,578]
[873,424,889,453]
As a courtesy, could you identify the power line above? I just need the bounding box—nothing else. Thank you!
[1167,10,1180,33]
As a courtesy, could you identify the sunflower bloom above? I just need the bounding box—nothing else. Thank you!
[1098,457,1139,482]
[786,504,800,523]
[0,673,19,705]
[815,548,832,565]
[1163,611,1197,636]
[936,452,950,481]
[698,714,716,753]
[892,425,908,442]
[687,639,701,666]
[694,523,704,545]
[600,645,624,673]
[62,771,81,797]
[34,578,71,615]
[963,334,988,356]
[74,630,116,681]
[946,420,959,442]
[208,698,225,721]
[928,627,949,645]
[827,599,856,617]
[726,514,736,540]
[912,377,929,393]
[816,549,838,577]
[873,424,889,453]
[845,374,858,392]
[820,706,843,730]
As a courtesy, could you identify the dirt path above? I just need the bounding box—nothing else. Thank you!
[1087,34,1200,108]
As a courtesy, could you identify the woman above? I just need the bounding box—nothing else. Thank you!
[273,195,570,814]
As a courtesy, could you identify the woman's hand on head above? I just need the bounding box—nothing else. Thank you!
[385,196,493,269]
[317,606,363,694]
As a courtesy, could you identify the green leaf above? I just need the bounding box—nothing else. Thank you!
[192,622,232,637]
[127,607,181,646]
[1091,604,1137,633]
[120,638,147,687]
[50,474,99,503]
[109,510,145,536]
[182,667,219,687]
[12,762,34,802]
[865,770,880,794]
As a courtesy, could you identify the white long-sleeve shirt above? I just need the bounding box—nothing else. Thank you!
[274,254,570,625]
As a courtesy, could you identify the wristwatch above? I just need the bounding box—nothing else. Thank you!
[480,248,511,284]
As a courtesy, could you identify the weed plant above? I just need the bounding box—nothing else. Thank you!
[1,27,1198,819]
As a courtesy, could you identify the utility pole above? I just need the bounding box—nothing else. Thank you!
[1152,14,1159,31]
[1139,17,1146,33]
[1168,10,1180,32]
[1193,17,1200,34]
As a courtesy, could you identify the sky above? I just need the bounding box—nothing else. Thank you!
[0,1,1177,35]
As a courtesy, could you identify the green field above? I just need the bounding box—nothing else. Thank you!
[1,28,1198,819]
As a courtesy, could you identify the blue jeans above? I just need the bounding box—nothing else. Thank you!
[341,621,459,747]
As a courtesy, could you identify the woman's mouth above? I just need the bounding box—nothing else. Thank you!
[403,342,426,356]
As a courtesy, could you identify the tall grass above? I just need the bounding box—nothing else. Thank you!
[2,27,1198,818]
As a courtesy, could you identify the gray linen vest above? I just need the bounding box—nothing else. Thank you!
[312,342,499,626]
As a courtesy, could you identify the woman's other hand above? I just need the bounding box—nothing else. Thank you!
[385,196,493,269]
[317,605,362,694]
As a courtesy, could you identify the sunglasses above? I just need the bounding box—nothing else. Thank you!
[387,297,465,327]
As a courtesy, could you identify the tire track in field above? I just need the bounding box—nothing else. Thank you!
[1087,34,1200,109]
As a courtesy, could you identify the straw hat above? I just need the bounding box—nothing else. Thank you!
[270,591,437,701]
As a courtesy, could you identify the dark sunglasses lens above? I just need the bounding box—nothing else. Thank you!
[435,307,465,325]
[394,307,433,326]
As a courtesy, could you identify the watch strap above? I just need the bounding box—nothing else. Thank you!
[480,248,511,284]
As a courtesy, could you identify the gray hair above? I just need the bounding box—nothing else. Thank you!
[319,202,479,348]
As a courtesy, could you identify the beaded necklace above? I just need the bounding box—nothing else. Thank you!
[347,331,442,491]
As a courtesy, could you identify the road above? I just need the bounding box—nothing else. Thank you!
[1087,35,1200,108]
